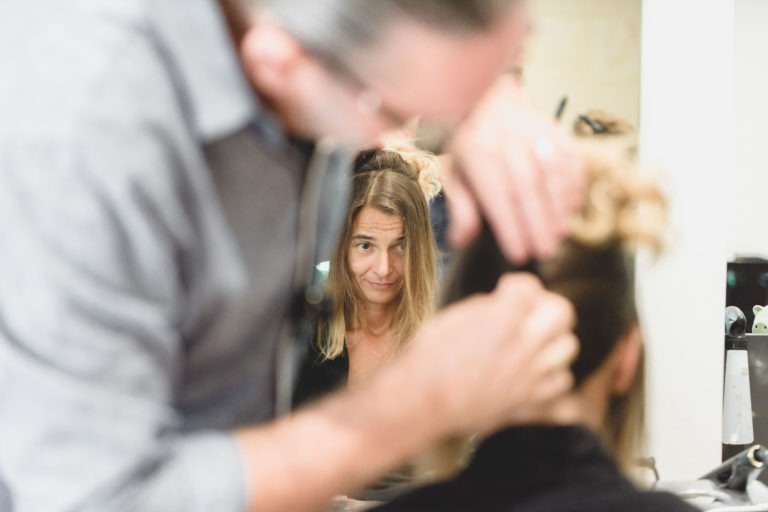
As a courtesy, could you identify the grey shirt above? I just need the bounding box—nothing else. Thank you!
[0,1,310,510]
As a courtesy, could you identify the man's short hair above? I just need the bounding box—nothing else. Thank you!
[248,0,514,78]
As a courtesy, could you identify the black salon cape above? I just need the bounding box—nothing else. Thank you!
[293,343,420,501]
[371,425,700,512]
[292,336,348,408]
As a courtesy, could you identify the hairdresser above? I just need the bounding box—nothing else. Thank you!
[0,1,581,511]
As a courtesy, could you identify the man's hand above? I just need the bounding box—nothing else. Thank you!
[445,74,584,263]
[400,273,578,436]
[236,273,576,512]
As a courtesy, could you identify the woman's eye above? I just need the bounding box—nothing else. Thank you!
[359,242,371,250]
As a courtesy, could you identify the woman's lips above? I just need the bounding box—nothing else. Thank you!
[367,281,396,289]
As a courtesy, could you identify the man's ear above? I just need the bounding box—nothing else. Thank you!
[239,18,307,94]
[612,324,643,396]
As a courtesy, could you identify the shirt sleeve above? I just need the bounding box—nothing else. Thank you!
[0,25,248,512]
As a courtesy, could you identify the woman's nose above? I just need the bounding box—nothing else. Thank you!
[375,251,390,276]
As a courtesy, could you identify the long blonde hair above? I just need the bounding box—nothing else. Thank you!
[319,147,440,360]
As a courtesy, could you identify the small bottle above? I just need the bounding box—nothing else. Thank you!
[701,444,767,492]
[722,306,754,460]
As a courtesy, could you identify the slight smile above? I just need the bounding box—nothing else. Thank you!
[366,281,398,290]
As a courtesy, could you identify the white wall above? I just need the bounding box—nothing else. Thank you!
[730,0,768,258]
[637,0,732,481]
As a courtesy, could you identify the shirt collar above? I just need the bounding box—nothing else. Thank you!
[147,0,285,145]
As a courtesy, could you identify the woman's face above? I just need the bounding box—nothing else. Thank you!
[347,206,405,309]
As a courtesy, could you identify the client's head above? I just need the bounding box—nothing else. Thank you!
[444,147,666,471]
[552,146,666,457]
[321,146,441,359]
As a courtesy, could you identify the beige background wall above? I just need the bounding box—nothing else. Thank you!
[524,0,731,483]
[524,0,642,131]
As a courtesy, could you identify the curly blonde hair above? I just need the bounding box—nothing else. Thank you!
[378,136,443,201]
[570,150,666,254]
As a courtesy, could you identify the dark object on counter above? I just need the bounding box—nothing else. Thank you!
[701,444,767,492]
[722,306,751,460]
[726,306,747,339]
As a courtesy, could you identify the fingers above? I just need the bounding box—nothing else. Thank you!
[501,145,561,260]
[540,129,585,223]
[532,135,569,235]
[526,330,578,375]
[516,292,576,353]
[534,365,576,404]
[475,127,574,263]
[443,170,482,250]
[512,283,578,385]
[507,379,578,427]
[491,273,548,326]
[527,333,578,402]
[493,275,578,423]
[562,144,586,213]
[406,272,579,436]
[494,274,575,337]
[494,275,578,397]
[459,152,528,262]
[446,77,586,263]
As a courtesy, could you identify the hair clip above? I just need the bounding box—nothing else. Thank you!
[579,114,606,134]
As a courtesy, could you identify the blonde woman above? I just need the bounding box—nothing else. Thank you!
[294,146,441,501]
[296,145,440,397]
[327,146,440,380]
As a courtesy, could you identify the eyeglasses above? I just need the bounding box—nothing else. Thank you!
[322,53,418,132]
[274,139,357,416]
[353,87,415,131]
